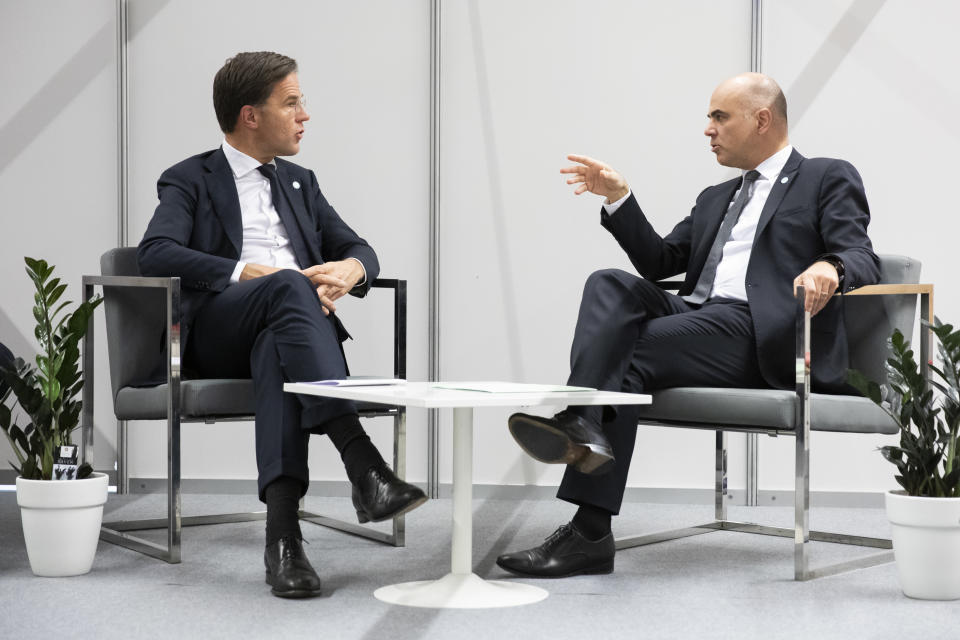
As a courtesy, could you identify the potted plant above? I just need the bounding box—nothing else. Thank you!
[0,257,105,577]
[849,319,960,600]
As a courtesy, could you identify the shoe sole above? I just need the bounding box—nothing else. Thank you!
[265,574,323,598]
[356,494,428,524]
[508,415,614,475]
[495,558,615,579]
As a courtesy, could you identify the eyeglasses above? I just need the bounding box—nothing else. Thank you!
[257,95,307,114]
[290,95,307,113]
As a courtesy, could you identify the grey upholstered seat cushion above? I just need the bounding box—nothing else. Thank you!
[115,380,256,419]
[636,387,898,434]
[115,379,390,420]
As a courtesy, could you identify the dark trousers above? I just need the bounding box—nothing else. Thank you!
[184,270,356,500]
[558,269,767,514]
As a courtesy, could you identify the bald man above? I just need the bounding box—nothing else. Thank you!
[497,73,879,578]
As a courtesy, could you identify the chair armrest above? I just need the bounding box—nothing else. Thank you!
[844,283,933,297]
[369,278,407,379]
[82,274,179,289]
[80,274,182,467]
[796,281,935,394]
[843,282,934,376]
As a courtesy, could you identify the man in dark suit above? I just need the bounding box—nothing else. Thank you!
[138,51,426,598]
[497,73,879,578]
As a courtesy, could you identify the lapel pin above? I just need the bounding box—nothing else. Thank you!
[292,181,301,190]
[780,177,789,184]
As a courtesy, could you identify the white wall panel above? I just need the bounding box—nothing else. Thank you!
[4,0,934,499]
[757,0,960,494]
[438,0,752,489]
[124,0,431,483]
[0,0,118,473]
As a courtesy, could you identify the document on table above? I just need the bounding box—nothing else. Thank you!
[304,378,407,387]
[432,382,595,393]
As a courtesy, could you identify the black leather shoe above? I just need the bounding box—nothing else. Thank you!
[508,410,614,475]
[352,462,428,523]
[264,535,323,598]
[496,522,615,578]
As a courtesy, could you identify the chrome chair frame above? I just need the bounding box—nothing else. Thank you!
[80,274,408,564]
[616,282,934,580]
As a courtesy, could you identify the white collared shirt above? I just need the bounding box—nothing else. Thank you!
[222,139,300,283]
[221,140,367,286]
[604,145,794,302]
[709,145,793,301]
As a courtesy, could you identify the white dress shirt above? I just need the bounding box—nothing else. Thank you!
[222,140,366,285]
[223,140,300,283]
[604,145,794,302]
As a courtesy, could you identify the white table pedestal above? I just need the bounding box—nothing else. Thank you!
[374,572,546,608]
[283,381,649,609]
[374,407,548,608]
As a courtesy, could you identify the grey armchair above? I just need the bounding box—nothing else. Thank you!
[81,247,409,563]
[619,254,932,580]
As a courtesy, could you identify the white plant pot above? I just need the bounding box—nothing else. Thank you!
[16,472,108,577]
[886,490,960,600]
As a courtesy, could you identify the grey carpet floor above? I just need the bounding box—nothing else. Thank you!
[1,490,957,640]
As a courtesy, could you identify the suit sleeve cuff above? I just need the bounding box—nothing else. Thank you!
[230,261,246,284]
[602,190,632,215]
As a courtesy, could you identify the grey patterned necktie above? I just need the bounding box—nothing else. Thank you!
[683,169,762,304]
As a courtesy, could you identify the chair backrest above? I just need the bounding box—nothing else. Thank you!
[100,247,167,401]
[844,254,921,385]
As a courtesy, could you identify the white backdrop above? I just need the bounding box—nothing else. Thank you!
[3,0,956,501]
[0,0,117,473]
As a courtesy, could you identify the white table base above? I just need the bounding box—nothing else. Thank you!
[282,382,650,608]
[374,572,547,608]
[374,407,548,608]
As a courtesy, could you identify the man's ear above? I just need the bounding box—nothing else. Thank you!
[237,104,259,131]
[755,107,772,134]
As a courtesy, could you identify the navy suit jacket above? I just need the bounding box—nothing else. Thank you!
[137,147,379,354]
[600,149,880,392]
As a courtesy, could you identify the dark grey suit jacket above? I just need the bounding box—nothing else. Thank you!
[600,149,880,392]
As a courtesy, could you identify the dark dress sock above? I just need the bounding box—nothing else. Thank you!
[323,413,385,484]
[264,476,303,546]
[572,503,613,540]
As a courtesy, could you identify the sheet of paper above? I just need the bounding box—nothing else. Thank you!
[304,378,407,387]
[432,382,595,393]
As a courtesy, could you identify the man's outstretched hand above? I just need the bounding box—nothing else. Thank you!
[793,261,840,317]
[560,154,631,203]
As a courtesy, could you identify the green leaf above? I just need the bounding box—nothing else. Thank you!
[43,277,62,298]
[847,369,883,405]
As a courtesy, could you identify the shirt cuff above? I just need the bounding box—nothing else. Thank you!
[602,190,632,215]
[230,261,246,284]
[347,257,367,286]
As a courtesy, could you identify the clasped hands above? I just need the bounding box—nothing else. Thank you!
[561,153,840,317]
[241,259,364,315]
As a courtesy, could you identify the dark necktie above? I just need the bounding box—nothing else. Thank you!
[683,170,762,304]
[257,163,311,268]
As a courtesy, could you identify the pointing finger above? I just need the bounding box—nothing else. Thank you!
[566,154,597,166]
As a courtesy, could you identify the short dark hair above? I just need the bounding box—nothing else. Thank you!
[213,51,298,133]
